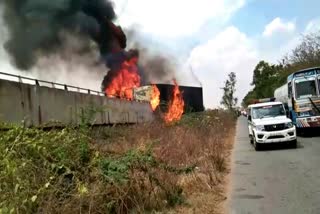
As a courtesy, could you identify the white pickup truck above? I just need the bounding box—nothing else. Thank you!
[247,101,297,151]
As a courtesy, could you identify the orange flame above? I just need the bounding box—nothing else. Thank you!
[164,80,184,123]
[150,85,160,111]
[105,57,140,100]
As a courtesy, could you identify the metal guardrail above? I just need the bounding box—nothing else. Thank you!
[0,71,105,96]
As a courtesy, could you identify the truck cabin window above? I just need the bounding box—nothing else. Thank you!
[252,105,286,119]
[295,79,317,99]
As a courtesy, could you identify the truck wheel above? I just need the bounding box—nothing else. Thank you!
[290,140,297,149]
[296,128,305,137]
[253,137,262,151]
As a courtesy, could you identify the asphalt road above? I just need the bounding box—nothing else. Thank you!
[228,116,320,214]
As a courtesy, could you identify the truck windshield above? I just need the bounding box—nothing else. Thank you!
[295,79,317,99]
[252,104,286,119]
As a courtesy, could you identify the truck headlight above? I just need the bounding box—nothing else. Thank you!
[255,125,265,131]
[285,122,293,128]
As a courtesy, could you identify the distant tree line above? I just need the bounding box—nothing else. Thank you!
[242,31,320,107]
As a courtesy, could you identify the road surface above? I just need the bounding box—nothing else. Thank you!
[228,116,320,214]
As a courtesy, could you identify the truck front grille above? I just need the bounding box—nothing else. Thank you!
[264,123,285,132]
[267,135,284,139]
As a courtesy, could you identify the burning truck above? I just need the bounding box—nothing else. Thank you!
[99,21,203,123]
[1,0,203,124]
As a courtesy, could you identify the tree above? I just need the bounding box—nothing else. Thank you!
[286,32,320,66]
[242,90,256,107]
[221,72,238,111]
[281,31,320,75]
[241,30,320,107]
[241,60,283,107]
[252,61,283,98]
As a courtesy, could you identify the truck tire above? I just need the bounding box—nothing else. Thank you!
[253,137,262,151]
[296,128,305,137]
[290,139,297,149]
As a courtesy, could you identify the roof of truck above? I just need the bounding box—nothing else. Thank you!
[248,101,283,108]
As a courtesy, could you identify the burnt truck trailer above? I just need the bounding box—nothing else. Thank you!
[155,84,204,112]
[133,84,204,112]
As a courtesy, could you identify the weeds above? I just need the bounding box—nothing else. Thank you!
[0,126,90,213]
[0,110,236,213]
[93,109,236,213]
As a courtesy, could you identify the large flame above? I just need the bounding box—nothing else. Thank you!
[164,80,184,123]
[150,85,160,111]
[105,57,140,100]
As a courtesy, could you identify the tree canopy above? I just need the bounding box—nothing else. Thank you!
[242,31,320,107]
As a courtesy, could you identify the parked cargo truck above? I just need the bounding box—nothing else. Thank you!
[274,67,320,130]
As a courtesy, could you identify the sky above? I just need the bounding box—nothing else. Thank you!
[113,0,320,108]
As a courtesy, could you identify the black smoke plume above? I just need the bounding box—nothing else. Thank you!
[0,0,126,70]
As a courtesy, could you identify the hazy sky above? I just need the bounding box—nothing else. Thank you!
[113,0,320,108]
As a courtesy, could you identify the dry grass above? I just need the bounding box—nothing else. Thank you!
[92,110,236,213]
[0,110,236,214]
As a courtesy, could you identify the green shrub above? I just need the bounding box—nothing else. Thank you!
[0,125,194,213]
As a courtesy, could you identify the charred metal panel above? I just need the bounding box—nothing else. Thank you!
[155,84,204,112]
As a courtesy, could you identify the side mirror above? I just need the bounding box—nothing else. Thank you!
[248,115,252,121]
